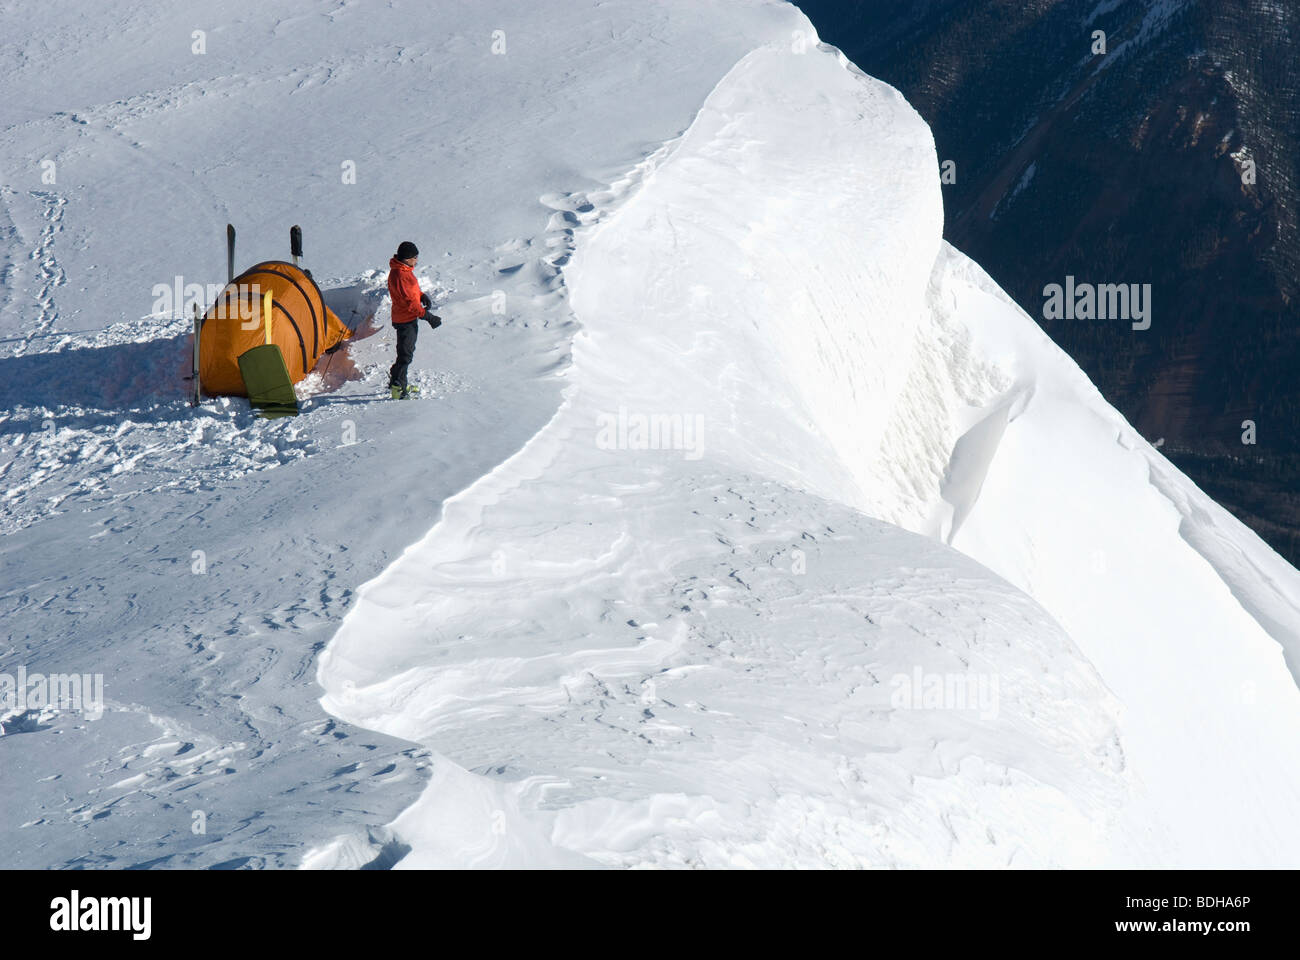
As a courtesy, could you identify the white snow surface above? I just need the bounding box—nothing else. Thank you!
[321,39,1300,867]
[2,0,1299,869]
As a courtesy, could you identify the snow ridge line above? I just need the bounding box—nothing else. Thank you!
[310,36,1138,868]
[1142,446,1300,680]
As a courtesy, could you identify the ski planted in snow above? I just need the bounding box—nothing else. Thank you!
[290,224,303,268]
[226,223,236,283]
[192,303,202,407]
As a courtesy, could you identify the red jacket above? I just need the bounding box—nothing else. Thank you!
[387,257,423,324]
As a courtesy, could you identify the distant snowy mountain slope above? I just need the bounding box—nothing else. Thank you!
[317,34,1300,867]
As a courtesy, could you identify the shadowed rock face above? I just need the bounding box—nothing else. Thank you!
[799,0,1300,565]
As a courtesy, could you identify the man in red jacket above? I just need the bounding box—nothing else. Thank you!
[386,241,442,399]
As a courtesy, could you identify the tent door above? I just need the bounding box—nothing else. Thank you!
[238,344,299,418]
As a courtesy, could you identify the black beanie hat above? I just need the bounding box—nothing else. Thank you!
[396,241,419,260]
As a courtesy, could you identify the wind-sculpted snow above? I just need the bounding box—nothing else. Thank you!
[320,470,1126,868]
[316,43,1133,868]
[917,248,1300,864]
[551,37,1300,866]
[319,29,1300,867]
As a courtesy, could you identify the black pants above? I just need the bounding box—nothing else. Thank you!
[389,321,418,388]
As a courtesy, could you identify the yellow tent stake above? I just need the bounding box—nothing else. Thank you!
[262,290,273,346]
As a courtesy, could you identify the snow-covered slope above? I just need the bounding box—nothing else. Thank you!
[0,0,818,868]
[4,0,1300,869]
[316,39,1300,867]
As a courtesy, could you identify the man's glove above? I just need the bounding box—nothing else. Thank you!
[424,311,442,330]
[420,291,431,310]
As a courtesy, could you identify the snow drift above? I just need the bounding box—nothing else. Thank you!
[4,0,1298,870]
[317,34,1300,866]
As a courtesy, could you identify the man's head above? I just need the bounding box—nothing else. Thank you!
[396,240,419,266]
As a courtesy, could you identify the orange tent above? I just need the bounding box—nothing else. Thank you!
[199,261,352,396]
